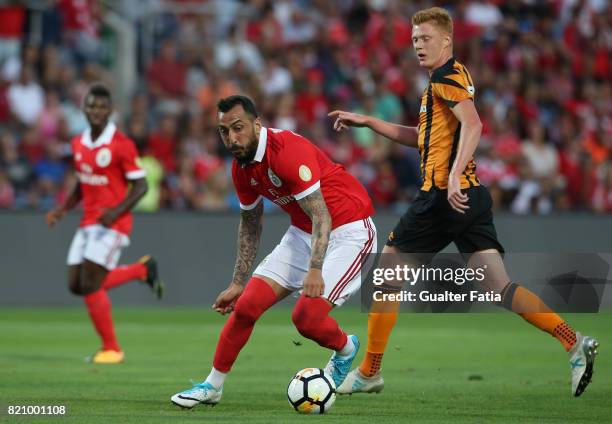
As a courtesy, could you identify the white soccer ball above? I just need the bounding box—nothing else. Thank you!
[287,368,336,414]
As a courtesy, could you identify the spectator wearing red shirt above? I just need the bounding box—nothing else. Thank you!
[58,0,102,63]
[147,40,187,107]
[295,70,328,126]
[148,114,179,174]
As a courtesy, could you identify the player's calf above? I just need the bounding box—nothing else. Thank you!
[292,296,359,387]
[291,296,346,350]
[211,279,276,373]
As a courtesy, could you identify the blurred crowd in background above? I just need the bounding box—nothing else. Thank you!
[0,0,610,214]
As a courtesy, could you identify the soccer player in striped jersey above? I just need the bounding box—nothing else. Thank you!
[329,7,598,398]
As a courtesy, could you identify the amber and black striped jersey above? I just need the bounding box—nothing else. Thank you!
[417,57,480,191]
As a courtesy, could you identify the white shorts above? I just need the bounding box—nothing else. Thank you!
[67,225,130,270]
[254,217,377,306]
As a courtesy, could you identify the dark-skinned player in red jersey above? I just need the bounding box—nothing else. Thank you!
[171,95,376,409]
[46,83,164,364]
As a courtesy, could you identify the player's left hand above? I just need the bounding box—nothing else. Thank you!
[98,208,121,227]
[447,174,469,214]
[303,269,325,297]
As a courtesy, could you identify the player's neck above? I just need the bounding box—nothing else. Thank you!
[428,51,453,76]
[90,122,108,140]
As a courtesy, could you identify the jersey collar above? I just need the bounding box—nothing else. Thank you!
[81,122,117,149]
[253,127,267,162]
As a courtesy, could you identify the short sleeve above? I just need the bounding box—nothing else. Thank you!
[121,139,146,180]
[273,133,321,200]
[232,162,262,210]
[431,72,474,108]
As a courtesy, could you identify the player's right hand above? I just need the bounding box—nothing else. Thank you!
[328,110,369,131]
[213,283,244,315]
[45,208,65,228]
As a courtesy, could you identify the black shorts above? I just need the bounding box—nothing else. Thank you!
[386,185,504,255]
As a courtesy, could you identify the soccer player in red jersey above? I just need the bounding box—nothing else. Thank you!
[46,83,164,364]
[171,95,377,408]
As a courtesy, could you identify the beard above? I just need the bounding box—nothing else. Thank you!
[232,137,258,165]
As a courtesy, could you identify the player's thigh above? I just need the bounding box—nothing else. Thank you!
[386,190,452,254]
[372,244,431,306]
[253,226,311,292]
[68,265,82,295]
[323,218,377,306]
[454,187,505,255]
[79,260,109,294]
[466,249,510,293]
[82,225,130,271]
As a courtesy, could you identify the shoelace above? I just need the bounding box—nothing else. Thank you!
[185,379,209,395]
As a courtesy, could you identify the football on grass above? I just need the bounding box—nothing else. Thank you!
[287,368,336,414]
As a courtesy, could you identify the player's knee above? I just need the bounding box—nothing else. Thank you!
[292,297,320,338]
[68,279,84,296]
[233,294,265,324]
[79,268,104,295]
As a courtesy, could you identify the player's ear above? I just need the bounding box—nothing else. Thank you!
[443,34,451,48]
[254,117,262,132]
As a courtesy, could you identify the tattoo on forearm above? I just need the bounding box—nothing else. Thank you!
[297,190,331,269]
[232,202,263,285]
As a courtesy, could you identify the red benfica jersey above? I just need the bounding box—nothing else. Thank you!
[232,127,374,233]
[71,122,146,235]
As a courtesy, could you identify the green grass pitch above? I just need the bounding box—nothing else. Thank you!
[1,307,611,423]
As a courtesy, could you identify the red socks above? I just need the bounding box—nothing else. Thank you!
[82,262,146,352]
[213,278,278,372]
[84,289,120,352]
[292,295,347,351]
[212,280,349,373]
[102,262,147,290]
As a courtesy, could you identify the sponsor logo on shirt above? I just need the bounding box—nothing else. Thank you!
[268,188,294,206]
[273,195,294,206]
[77,172,109,185]
[96,148,112,168]
[268,168,282,187]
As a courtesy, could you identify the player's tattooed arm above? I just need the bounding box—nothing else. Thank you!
[297,190,332,270]
[232,201,264,286]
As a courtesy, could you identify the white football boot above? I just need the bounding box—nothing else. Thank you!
[336,368,384,394]
[569,332,598,397]
[171,382,222,408]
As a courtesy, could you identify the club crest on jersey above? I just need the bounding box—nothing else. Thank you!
[250,178,258,186]
[95,148,112,168]
[299,165,312,182]
[467,85,475,95]
[420,105,427,113]
[268,168,282,187]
